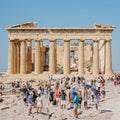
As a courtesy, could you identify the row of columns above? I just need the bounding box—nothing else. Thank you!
[8,39,113,76]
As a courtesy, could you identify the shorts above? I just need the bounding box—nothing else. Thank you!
[49,98,53,102]
[74,106,78,111]
[94,99,98,104]
[28,104,32,109]
[61,100,66,105]
[70,99,74,103]
[37,103,42,108]
[56,98,60,101]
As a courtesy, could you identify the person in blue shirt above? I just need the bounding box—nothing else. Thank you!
[70,87,75,100]
[73,92,79,118]
[27,92,34,116]
[94,89,99,110]
[69,87,75,108]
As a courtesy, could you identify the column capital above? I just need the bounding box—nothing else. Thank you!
[27,39,32,42]
[17,41,21,46]
[35,40,39,42]
[35,39,42,42]
[64,40,70,42]
[93,38,100,42]
[27,40,32,46]
[105,39,112,42]
[49,39,56,42]
[93,40,99,43]
[20,39,26,42]
[9,38,14,41]
[9,40,14,42]
[78,39,84,42]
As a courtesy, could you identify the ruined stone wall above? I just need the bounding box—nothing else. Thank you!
[56,43,92,73]
[32,43,105,74]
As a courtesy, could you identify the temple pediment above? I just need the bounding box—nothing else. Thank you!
[94,24,115,29]
[7,22,37,28]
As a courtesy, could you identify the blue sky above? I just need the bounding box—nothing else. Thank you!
[0,0,120,71]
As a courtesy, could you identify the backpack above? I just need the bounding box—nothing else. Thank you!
[52,99,56,105]
[78,97,82,104]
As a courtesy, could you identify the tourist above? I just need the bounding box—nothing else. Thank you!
[113,78,118,87]
[0,83,5,96]
[73,92,79,118]
[60,89,67,109]
[78,89,82,109]
[48,88,55,106]
[66,86,71,101]
[27,92,34,116]
[94,89,99,110]
[54,86,60,106]
[0,84,2,96]
[70,87,75,100]
[70,87,75,108]
[101,89,106,98]
[44,87,48,98]
[31,90,37,104]
[36,93,43,114]
[82,87,88,110]
[11,81,16,94]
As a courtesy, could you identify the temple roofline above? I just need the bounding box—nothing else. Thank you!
[5,22,115,31]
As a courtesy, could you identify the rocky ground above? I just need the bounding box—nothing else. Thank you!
[0,73,120,120]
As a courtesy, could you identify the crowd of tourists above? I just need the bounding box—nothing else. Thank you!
[0,74,120,119]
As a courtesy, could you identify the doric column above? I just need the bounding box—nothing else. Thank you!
[40,40,44,72]
[49,40,56,74]
[16,42,20,73]
[27,40,32,73]
[93,40,99,75]
[20,40,26,74]
[105,40,113,76]
[8,40,14,74]
[35,40,42,74]
[63,40,70,75]
[78,39,84,75]
[14,41,17,73]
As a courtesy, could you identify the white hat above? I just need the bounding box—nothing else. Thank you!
[30,92,33,95]
[37,90,41,94]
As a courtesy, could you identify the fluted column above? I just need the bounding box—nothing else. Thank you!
[78,39,84,75]
[14,41,17,73]
[49,40,56,74]
[8,40,14,74]
[20,40,26,74]
[93,40,99,75]
[27,40,32,73]
[105,40,113,76]
[35,40,42,74]
[40,40,44,72]
[63,40,70,75]
[16,42,20,73]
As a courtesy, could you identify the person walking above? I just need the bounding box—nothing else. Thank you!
[36,93,43,114]
[82,87,88,110]
[73,92,79,118]
[27,92,34,116]
[94,89,99,110]
[60,89,67,109]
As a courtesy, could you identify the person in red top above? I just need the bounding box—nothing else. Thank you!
[114,78,118,87]
[54,86,60,106]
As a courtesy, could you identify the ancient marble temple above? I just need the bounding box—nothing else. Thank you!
[6,22,115,77]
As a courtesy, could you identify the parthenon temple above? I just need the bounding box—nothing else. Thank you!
[6,22,115,77]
